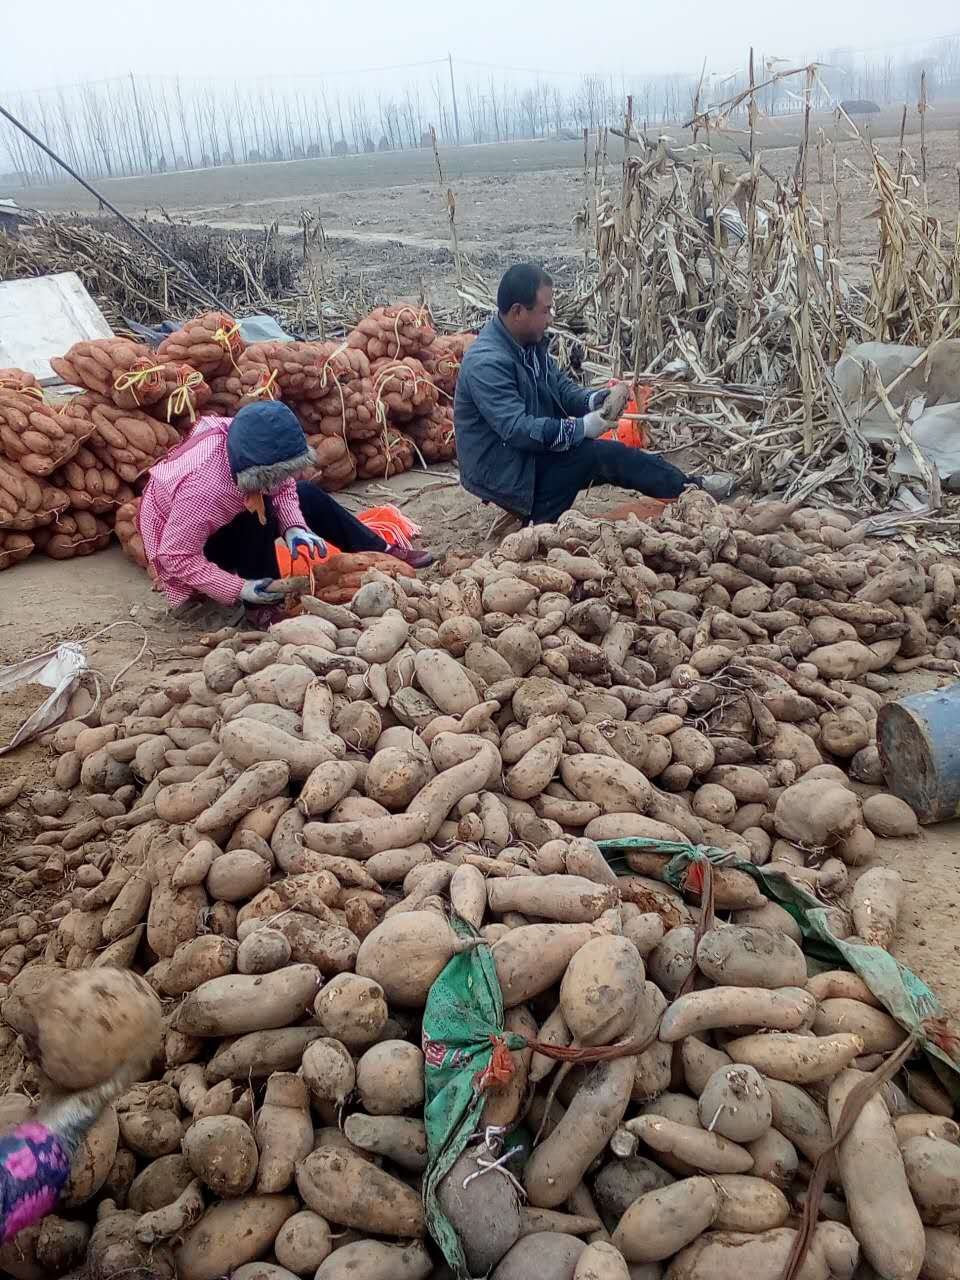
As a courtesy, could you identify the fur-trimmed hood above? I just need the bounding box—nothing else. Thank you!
[226,401,316,493]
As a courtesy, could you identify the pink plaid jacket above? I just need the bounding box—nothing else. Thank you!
[138,416,305,607]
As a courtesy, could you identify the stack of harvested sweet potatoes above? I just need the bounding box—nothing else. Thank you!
[1,484,958,1280]
[157,313,246,380]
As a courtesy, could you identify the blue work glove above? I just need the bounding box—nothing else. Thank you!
[284,526,327,560]
[239,578,284,605]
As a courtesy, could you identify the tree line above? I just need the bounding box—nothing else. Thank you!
[3,39,960,188]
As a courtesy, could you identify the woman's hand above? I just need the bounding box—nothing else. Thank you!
[284,526,327,560]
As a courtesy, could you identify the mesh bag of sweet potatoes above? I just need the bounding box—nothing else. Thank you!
[0,460,69,531]
[157,311,246,379]
[0,531,34,572]
[0,388,94,478]
[405,405,457,463]
[418,331,475,397]
[115,498,148,569]
[302,435,357,493]
[69,394,181,483]
[350,430,416,480]
[292,377,379,443]
[347,305,437,361]
[240,341,369,402]
[51,341,211,426]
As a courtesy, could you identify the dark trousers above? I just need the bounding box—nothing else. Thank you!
[205,481,386,579]
[530,440,692,524]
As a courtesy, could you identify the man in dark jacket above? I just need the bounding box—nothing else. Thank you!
[454,264,734,523]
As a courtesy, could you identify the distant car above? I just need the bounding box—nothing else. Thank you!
[839,99,881,115]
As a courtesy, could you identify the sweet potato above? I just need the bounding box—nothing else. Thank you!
[220,719,336,780]
[850,866,904,948]
[492,1233,587,1280]
[175,1195,299,1280]
[255,1073,314,1193]
[314,1241,432,1280]
[9,967,161,1089]
[183,1114,258,1196]
[437,1148,522,1273]
[561,754,653,815]
[624,1114,753,1173]
[724,1031,864,1083]
[612,1177,719,1263]
[524,1058,636,1207]
[355,910,471,1006]
[493,922,608,1006]
[698,1064,772,1142]
[205,1027,326,1082]
[296,1147,424,1236]
[773,780,861,847]
[901,1135,960,1225]
[560,935,646,1046]
[356,1040,424,1114]
[696,925,806,989]
[659,986,814,1041]
[829,1068,925,1280]
[172,964,321,1036]
[861,793,920,837]
[274,1211,333,1275]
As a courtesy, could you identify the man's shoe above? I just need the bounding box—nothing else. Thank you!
[699,472,737,500]
[387,544,434,569]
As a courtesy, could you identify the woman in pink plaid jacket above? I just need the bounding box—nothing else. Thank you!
[139,401,430,611]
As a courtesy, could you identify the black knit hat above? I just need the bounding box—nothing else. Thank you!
[226,402,316,493]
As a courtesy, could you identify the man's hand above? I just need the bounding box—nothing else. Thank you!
[600,381,631,424]
[284,526,327,560]
[583,411,608,439]
[239,578,284,605]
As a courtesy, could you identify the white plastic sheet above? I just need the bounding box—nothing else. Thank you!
[0,644,88,754]
[835,339,960,483]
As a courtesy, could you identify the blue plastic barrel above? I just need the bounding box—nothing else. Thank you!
[877,684,960,824]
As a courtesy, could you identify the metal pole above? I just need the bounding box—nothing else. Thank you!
[448,53,461,146]
[0,101,230,314]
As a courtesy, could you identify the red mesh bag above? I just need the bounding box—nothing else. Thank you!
[350,430,415,480]
[33,510,112,559]
[0,531,34,571]
[0,388,93,477]
[302,435,357,493]
[405,406,456,463]
[115,498,147,569]
[347,306,436,361]
[157,312,246,379]
[371,358,439,425]
[0,459,69,531]
[418,332,475,398]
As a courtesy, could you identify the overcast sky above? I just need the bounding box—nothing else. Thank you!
[5,0,958,95]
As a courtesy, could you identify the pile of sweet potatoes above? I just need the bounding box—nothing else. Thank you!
[0,485,957,1280]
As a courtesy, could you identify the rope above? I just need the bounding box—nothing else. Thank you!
[214,322,243,374]
[166,369,205,424]
[112,363,165,401]
[1,383,44,401]
[247,370,279,402]
[779,1031,921,1280]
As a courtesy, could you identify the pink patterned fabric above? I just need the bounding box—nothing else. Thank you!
[138,415,307,607]
[0,1122,71,1243]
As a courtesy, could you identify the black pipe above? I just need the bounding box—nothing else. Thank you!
[0,101,230,315]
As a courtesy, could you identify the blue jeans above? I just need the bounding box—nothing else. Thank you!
[530,439,692,523]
